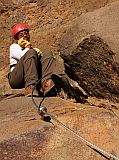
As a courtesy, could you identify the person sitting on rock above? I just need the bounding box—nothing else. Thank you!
[8,23,88,102]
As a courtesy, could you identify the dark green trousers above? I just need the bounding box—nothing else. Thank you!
[8,49,58,89]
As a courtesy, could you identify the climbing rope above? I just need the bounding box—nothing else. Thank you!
[31,75,119,160]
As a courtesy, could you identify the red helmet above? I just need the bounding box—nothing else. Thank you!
[12,24,29,39]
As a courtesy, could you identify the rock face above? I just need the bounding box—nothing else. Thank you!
[0,1,119,159]
[0,97,119,160]
[61,35,119,102]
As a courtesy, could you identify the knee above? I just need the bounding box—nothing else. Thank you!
[41,52,55,62]
[25,49,38,59]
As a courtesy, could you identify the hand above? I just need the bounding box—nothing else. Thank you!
[18,37,31,48]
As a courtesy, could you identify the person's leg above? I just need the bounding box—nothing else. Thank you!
[40,52,72,96]
[40,52,56,81]
[8,59,24,89]
[23,49,39,88]
[40,52,88,101]
[40,52,56,95]
[8,49,39,96]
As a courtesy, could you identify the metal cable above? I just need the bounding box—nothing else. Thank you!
[31,56,119,160]
[32,88,119,160]
[45,112,119,160]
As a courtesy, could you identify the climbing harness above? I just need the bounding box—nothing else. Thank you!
[32,75,119,160]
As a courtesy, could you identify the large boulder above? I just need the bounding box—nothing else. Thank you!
[61,35,119,102]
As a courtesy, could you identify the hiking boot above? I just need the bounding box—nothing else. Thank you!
[25,85,39,97]
[41,78,55,96]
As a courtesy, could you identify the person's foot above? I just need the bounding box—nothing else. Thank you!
[41,79,55,96]
[25,85,39,97]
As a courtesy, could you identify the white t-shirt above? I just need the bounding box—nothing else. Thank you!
[10,43,29,71]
